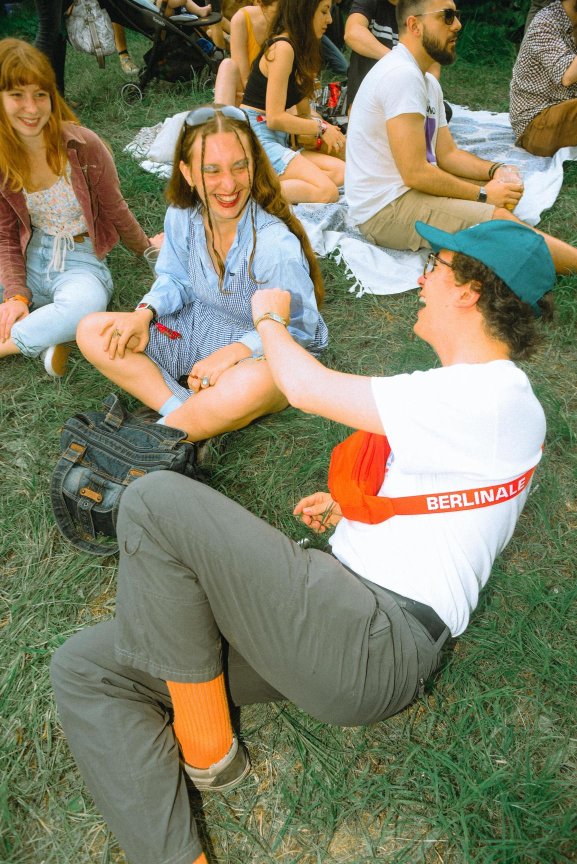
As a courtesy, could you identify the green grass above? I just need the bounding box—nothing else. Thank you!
[1,7,577,863]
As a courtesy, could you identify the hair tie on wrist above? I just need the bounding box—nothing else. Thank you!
[488,161,505,180]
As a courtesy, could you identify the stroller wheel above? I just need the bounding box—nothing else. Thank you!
[121,82,143,104]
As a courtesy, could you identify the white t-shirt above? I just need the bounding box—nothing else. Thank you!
[330,361,545,636]
[345,43,447,226]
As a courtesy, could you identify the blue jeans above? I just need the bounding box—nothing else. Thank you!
[6,230,113,357]
[321,35,349,76]
[243,108,299,176]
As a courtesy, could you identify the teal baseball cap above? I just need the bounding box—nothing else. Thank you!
[415,219,555,316]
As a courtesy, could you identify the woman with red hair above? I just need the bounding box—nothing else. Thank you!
[0,38,152,377]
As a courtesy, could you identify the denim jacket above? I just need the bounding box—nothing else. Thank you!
[0,123,149,301]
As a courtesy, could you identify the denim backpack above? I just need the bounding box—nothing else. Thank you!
[50,393,197,556]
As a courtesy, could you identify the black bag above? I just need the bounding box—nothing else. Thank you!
[50,393,197,556]
[143,32,222,82]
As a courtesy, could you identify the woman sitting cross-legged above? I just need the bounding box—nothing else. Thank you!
[240,0,346,204]
[77,104,328,442]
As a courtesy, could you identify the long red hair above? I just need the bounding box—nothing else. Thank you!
[0,38,78,192]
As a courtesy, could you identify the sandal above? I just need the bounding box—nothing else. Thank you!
[118,50,139,75]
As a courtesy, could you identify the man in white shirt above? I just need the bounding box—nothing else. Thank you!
[345,0,577,273]
[52,219,555,864]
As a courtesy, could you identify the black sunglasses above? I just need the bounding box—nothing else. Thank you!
[184,105,249,129]
[415,8,462,25]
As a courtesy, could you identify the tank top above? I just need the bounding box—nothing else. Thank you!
[243,8,261,67]
[242,37,306,112]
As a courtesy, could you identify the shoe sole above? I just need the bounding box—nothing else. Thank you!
[184,748,251,792]
[44,344,72,378]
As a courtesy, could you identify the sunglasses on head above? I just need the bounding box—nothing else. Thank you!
[184,105,249,129]
[415,7,461,25]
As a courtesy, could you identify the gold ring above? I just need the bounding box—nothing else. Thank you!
[112,329,122,338]
[200,376,210,388]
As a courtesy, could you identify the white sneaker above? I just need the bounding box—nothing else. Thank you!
[41,344,71,378]
[183,737,251,792]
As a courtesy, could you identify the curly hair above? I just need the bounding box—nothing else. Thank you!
[0,38,78,192]
[165,106,324,306]
[266,0,324,100]
[451,251,553,360]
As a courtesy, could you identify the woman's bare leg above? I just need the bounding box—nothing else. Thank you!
[0,337,21,358]
[280,153,342,204]
[78,313,287,440]
[213,57,242,106]
[77,313,174,408]
[166,358,287,441]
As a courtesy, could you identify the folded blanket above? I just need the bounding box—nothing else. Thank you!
[125,103,577,297]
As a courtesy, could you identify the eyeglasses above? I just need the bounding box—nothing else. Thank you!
[415,8,461,25]
[423,252,455,277]
[184,105,249,129]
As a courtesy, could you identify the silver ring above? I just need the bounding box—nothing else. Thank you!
[200,376,210,388]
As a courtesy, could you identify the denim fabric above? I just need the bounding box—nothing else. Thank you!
[6,230,113,356]
[50,394,197,555]
[243,108,300,176]
[321,35,349,76]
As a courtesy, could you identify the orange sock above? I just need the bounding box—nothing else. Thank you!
[167,674,233,769]
[193,854,207,864]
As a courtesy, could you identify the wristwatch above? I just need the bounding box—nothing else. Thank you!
[135,302,158,321]
[477,187,488,203]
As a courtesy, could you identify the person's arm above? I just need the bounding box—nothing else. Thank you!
[139,207,193,316]
[263,41,345,151]
[344,12,390,60]
[0,297,29,343]
[387,114,522,209]
[238,229,324,355]
[561,53,577,86]
[229,8,251,88]
[251,288,384,433]
[526,16,577,86]
[0,194,30,302]
[86,132,150,255]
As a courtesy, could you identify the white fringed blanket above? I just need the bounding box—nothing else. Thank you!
[126,104,577,297]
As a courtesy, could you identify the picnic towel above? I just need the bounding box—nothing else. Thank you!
[125,104,577,297]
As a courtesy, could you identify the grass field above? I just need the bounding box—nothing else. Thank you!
[1,6,576,863]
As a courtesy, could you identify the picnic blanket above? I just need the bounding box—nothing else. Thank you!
[126,104,577,297]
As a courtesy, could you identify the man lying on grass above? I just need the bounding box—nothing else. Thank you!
[52,219,553,864]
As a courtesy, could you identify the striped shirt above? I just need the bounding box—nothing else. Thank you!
[347,0,399,104]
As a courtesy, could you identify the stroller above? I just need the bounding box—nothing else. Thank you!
[99,0,224,99]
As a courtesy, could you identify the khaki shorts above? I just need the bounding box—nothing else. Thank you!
[359,188,494,252]
[517,99,577,158]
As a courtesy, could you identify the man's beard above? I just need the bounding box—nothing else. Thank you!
[422,27,457,66]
